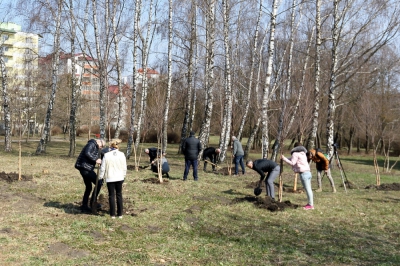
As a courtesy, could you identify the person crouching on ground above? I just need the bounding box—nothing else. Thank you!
[307,149,336,193]
[99,139,127,219]
[75,138,105,213]
[151,152,170,178]
[281,142,314,210]
[246,159,280,201]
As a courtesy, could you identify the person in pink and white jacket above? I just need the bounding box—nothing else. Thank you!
[281,142,314,210]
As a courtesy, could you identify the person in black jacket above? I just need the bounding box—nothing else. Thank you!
[202,147,220,171]
[182,131,202,181]
[145,147,161,164]
[246,159,280,200]
[75,138,105,213]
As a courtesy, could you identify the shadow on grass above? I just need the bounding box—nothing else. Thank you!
[43,201,107,216]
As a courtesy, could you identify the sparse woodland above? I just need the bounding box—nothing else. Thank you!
[1,0,399,161]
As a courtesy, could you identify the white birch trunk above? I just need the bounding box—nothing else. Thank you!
[198,0,216,159]
[218,0,233,162]
[126,0,141,158]
[162,0,173,154]
[261,0,279,158]
[36,0,62,154]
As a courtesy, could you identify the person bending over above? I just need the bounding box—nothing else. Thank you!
[246,159,280,200]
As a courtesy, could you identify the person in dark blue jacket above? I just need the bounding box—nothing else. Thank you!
[246,159,280,200]
[182,131,202,181]
[75,138,105,212]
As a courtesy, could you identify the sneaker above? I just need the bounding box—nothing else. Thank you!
[118,216,123,219]
[182,178,187,181]
[194,178,198,181]
[303,204,314,210]
[111,216,116,219]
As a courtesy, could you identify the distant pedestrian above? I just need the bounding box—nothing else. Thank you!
[202,147,221,171]
[99,139,127,219]
[246,159,280,200]
[75,138,105,213]
[182,131,202,181]
[281,142,314,210]
[232,136,245,176]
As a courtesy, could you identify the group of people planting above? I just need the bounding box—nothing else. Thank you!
[74,134,336,217]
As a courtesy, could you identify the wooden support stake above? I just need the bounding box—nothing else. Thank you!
[293,173,298,191]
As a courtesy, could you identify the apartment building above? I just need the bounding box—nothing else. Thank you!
[0,22,40,135]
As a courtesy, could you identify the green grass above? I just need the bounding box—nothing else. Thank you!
[0,137,399,265]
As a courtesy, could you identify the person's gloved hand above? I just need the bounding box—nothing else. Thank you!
[98,179,104,186]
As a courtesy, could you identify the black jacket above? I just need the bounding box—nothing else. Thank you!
[147,147,161,162]
[252,159,278,181]
[75,139,100,171]
[202,147,218,162]
[182,135,202,160]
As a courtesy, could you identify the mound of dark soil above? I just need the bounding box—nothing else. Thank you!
[127,165,149,171]
[141,177,169,184]
[0,172,32,182]
[365,183,400,191]
[233,196,299,212]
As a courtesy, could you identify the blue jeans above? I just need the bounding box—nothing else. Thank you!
[234,155,245,175]
[300,171,313,206]
[183,159,198,180]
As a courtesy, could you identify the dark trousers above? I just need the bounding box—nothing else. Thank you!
[234,155,245,175]
[79,169,103,208]
[203,156,216,171]
[107,180,124,217]
[183,159,198,180]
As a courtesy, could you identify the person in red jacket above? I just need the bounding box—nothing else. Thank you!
[307,149,336,193]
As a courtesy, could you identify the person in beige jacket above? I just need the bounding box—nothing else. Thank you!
[99,139,127,219]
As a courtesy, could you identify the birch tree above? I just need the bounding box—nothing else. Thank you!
[198,0,216,157]
[36,0,63,155]
[218,0,233,162]
[260,0,279,158]
[126,0,141,159]
[161,0,173,154]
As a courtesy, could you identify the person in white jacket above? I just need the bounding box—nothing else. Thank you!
[99,139,127,219]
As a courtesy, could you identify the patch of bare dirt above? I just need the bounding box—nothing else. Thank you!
[365,183,400,191]
[96,194,139,217]
[233,196,299,212]
[0,171,32,182]
[46,242,90,258]
[127,164,149,171]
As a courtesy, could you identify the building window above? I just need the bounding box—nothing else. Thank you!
[2,35,9,41]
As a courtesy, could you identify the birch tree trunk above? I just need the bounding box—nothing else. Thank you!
[326,0,340,158]
[178,2,196,154]
[134,0,153,152]
[112,0,124,139]
[36,0,62,155]
[307,0,322,151]
[126,0,141,159]
[271,0,299,161]
[162,0,173,154]
[218,0,233,162]
[68,0,78,157]
[261,0,279,158]
[198,0,215,158]
[92,0,109,139]
[0,53,11,152]
[237,0,262,141]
